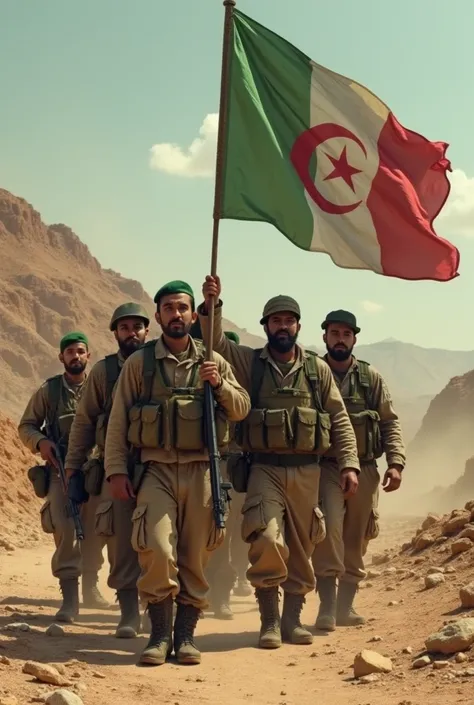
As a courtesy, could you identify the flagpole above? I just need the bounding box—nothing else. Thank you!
[206,0,236,361]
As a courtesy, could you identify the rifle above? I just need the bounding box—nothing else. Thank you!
[204,380,232,529]
[44,420,85,542]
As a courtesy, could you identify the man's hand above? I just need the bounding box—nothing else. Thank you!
[38,439,59,470]
[382,466,402,492]
[199,361,222,388]
[108,475,135,501]
[202,275,221,306]
[340,468,359,498]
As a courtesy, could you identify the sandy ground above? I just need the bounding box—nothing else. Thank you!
[1,517,474,705]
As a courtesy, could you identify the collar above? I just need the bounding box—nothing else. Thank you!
[154,335,201,362]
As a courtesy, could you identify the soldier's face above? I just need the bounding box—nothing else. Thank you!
[59,343,90,375]
[114,317,149,357]
[265,312,300,353]
[324,324,356,361]
[156,294,197,339]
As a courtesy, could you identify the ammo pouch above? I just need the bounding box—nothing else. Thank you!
[82,458,105,496]
[28,465,51,499]
[239,405,331,455]
[350,410,382,460]
[227,453,252,494]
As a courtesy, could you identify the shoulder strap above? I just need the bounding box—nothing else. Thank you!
[250,349,265,407]
[303,351,324,412]
[354,359,372,406]
[104,354,121,400]
[141,344,156,403]
[44,375,63,441]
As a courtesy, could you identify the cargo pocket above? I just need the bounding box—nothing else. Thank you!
[241,494,267,544]
[83,458,105,496]
[40,499,55,534]
[365,508,380,541]
[265,408,292,449]
[310,506,326,545]
[245,408,266,451]
[294,407,317,452]
[94,500,114,537]
[215,407,230,448]
[315,413,331,454]
[127,405,142,447]
[174,398,204,451]
[140,404,163,449]
[131,504,148,552]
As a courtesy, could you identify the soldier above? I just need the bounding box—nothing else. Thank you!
[199,276,360,649]
[18,332,108,623]
[312,310,405,630]
[65,303,150,638]
[104,280,251,666]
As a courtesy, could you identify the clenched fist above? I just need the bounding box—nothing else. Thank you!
[199,361,222,388]
[202,275,221,305]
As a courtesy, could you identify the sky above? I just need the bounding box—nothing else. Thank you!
[1,0,474,350]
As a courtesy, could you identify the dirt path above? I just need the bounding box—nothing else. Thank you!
[1,517,474,705]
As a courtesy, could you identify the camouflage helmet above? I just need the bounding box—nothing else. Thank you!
[109,302,150,331]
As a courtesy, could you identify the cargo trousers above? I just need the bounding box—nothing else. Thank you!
[241,461,326,595]
[130,461,224,610]
[39,472,106,581]
[312,459,380,584]
[94,478,140,592]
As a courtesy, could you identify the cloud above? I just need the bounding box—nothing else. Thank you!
[361,300,383,313]
[149,113,218,177]
[439,169,474,236]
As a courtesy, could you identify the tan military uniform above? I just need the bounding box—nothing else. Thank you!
[104,336,251,611]
[18,375,105,581]
[312,356,406,584]
[198,305,360,597]
[65,352,140,592]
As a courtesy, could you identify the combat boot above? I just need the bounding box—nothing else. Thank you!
[138,597,174,666]
[212,598,234,620]
[314,576,337,631]
[82,573,110,609]
[336,581,366,626]
[115,588,141,638]
[233,578,252,597]
[173,603,201,665]
[255,587,281,649]
[281,592,313,645]
[55,578,79,623]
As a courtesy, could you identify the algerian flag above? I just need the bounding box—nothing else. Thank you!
[220,9,459,282]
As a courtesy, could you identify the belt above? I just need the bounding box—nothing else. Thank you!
[252,453,320,467]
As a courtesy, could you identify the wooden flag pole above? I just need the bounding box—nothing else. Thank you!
[206,0,236,361]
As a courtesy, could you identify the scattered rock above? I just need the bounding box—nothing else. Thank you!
[459,525,474,541]
[46,624,65,637]
[425,573,445,589]
[372,552,391,566]
[427,566,445,575]
[22,661,72,687]
[433,660,450,669]
[51,664,67,676]
[413,557,426,564]
[422,514,440,530]
[358,674,380,684]
[402,647,413,654]
[0,696,18,705]
[0,655,11,665]
[367,570,381,579]
[353,650,393,678]
[45,690,84,705]
[413,655,431,668]
[72,684,87,698]
[414,533,436,551]
[464,500,474,512]
[385,567,397,575]
[4,622,31,632]
[451,537,473,555]
[388,601,399,606]
[386,586,396,592]
[445,566,456,574]
[460,582,474,608]
[455,652,468,663]
[425,618,474,654]
[368,636,383,643]
[92,670,106,679]
[442,510,471,536]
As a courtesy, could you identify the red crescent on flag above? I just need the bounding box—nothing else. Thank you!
[290,123,368,215]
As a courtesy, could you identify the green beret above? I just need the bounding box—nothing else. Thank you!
[154,280,194,306]
[60,331,89,353]
[224,331,240,344]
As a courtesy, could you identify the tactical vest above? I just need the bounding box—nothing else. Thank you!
[127,340,230,453]
[237,349,331,455]
[327,359,383,461]
[43,374,83,449]
[95,353,121,452]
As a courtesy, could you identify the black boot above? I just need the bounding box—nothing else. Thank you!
[82,573,110,609]
[314,576,337,631]
[115,589,141,638]
[336,581,366,626]
[255,587,281,649]
[138,597,174,666]
[173,604,201,665]
[281,592,313,645]
[55,579,79,624]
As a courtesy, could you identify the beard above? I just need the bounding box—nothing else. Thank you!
[267,329,298,354]
[327,343,353,362]
[162,319,192,339]
[118,337,143,358]
[64,360,87,375]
